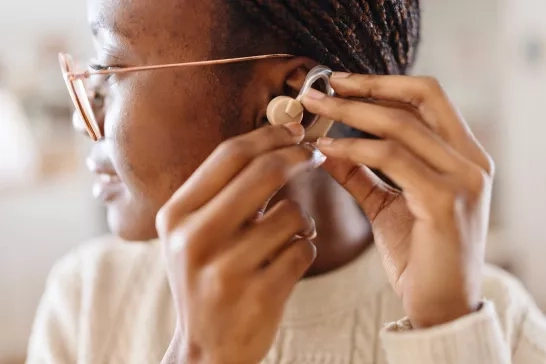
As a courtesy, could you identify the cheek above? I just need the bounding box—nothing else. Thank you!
[104,72,226,209]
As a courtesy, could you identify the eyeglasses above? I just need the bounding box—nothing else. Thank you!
[58,53,294,141]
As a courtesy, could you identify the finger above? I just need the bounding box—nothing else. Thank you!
[326,74,464,140]
[324,74,493,171]
[225,200,316,271]
[201,144,326,235]
[157,123,305,232]
[317,139,442,202]
[320,157,401,220]
[303,94,471,176]
[259,239,316,303]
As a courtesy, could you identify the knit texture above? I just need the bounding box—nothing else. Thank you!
[27,236,546,364]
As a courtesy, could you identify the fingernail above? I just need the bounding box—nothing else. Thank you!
[304,88,326,100]
[331,72,351,79]
[296,215,317,241]
[307,217,317,240]
[310,242,317,260]
[304,216,318,240]
[283,122,305,137]
[317,137,334,146]
[302,143,327,167]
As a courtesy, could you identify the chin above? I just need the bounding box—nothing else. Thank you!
[105,197,160,242]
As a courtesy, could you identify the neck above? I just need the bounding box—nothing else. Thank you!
[278,168,373,277]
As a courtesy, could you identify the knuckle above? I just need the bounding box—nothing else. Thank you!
[290,240,316,269]
[483,153,496,176]
[165,217,208,265]
[203,263,233,298]
[386,110,414,135]
[420,76,443,94]
[279,199,305,218]
[255,152,291,184]
[467,168,489,195]
[251,284,272,306]
[168,224,199,257]
[336,98,354,119]
[431,187,460,216]
[155,204,178,236]
[217,138,253,163]
[279,200,309,229]
[247,294,269,320]
[376,141,401,164]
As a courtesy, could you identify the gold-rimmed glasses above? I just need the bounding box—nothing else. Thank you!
[58,53,294,141]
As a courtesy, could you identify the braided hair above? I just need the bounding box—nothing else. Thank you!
[230,0,421,75]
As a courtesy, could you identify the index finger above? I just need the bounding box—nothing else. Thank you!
[157,123,305,231]
[327,73,468,142]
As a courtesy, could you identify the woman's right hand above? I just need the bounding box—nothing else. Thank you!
[156,123,325,364]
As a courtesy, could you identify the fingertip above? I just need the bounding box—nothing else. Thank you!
[283,122,305,138]
[303,88,327,100]
[316,137,334,147]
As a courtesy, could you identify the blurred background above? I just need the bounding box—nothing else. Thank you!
[0,0,545,363]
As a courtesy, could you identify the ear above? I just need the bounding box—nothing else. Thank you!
[252,57,318,125]
[255,57,335,141]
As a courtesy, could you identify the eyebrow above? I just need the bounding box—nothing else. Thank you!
[90,14,130,39]
[90,13,107,37]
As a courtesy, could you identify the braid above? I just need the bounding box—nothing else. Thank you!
[231,0,420,75]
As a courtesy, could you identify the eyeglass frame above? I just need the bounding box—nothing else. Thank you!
[58,53,295,141]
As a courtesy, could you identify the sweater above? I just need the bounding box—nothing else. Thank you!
[26,236,546,364]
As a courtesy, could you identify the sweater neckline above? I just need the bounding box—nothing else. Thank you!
[281,245,390,326]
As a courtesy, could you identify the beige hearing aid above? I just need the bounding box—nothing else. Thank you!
[266,65,335,141]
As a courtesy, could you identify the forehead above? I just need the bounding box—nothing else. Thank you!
[87,0,217,59]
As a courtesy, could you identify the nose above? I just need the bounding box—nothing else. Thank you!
[72,110,88,136]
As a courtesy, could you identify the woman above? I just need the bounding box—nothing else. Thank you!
[27,0,546,363]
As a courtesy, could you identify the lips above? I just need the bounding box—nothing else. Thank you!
[86,143,124,202]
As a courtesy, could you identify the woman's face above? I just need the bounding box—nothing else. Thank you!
[83,0,266,241]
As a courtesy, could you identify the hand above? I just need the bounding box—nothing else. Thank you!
[156,123,325,364]
[302,74,494,328]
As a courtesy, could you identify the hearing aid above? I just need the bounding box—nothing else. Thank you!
[266,65,335,141]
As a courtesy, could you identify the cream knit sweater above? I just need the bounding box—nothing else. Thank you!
[27,236,546,364]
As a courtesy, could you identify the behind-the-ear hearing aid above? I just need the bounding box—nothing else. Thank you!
[267,65,335,141]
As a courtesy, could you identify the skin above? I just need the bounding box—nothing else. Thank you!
[82,0,493,363]
[84,0,369,274]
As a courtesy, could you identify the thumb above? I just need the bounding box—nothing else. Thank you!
[321,157,392,221]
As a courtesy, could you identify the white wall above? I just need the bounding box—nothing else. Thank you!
[498,0,546,307]
[0,0,91,86]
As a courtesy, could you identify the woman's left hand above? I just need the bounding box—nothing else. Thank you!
[301,73,495,328]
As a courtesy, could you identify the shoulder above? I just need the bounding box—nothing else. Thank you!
[481,264,543,349]
[28,236,166,362]
[48,235,161,289]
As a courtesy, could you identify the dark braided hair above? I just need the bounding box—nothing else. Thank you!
[230,0,421,76]
[220,1,420,186]
[216,0,419,141]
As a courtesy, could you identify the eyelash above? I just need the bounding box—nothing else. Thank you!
[88,63,120,82]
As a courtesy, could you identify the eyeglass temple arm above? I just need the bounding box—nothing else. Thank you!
[68,54,294,79]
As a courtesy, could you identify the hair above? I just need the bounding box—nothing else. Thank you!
[216,1,420,187]
[217,0,420,141]
[228,0,421,76]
